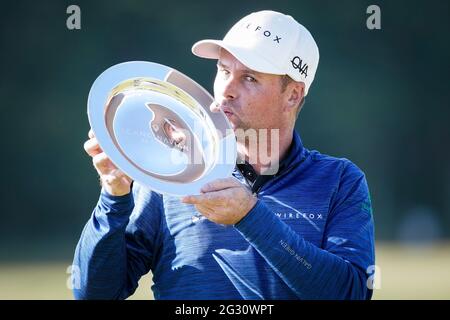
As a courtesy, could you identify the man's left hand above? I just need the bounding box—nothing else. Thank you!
[181,178,257,225]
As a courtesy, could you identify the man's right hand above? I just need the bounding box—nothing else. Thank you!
[83,129,133,196]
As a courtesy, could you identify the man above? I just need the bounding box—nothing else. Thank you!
[74,10,375,300]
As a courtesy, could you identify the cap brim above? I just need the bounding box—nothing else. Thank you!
[192,39,284,76]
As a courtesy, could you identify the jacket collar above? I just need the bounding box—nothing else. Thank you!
[275,129,305,174]
[234,130,306,190]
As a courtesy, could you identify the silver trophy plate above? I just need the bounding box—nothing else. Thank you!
[87,61,236,196]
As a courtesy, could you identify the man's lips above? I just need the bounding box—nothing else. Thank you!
[220,106,234,116]
[214,102,235,118]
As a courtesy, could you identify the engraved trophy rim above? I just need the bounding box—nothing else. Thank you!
[87,61,237,196]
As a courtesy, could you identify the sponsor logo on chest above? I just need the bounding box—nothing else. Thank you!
[274,211,324,221]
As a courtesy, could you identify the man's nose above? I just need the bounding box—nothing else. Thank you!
[220,76,238,101]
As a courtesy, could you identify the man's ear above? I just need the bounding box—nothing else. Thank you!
[285,81,305,110]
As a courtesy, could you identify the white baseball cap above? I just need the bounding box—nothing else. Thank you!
[192,10,319,96]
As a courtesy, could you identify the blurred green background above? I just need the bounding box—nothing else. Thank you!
[1,0,449,299]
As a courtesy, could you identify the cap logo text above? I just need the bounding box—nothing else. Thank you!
[291,56,308,78]
[244,22,282,43]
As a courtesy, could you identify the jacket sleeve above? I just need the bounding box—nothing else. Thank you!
[234,161,375,300]
[72,185,163,299]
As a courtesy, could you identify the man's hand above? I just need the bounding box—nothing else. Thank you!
[83,129,132,196]
[181,178,257,225]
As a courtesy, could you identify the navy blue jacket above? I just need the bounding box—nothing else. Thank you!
[73,130,375,299]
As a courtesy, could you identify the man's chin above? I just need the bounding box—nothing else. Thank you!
[231,125,252,133]
[224,117,248,132]
[227,120,239,131]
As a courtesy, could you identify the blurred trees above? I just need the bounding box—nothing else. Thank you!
[0,0,449,260]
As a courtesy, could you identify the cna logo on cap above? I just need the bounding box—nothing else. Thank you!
[291,56,308,79]
[238,20,283,44]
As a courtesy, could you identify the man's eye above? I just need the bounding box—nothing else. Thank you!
[219,69,229,75]
[244,75,256,82]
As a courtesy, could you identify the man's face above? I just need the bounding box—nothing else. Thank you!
[212,49,288,131]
